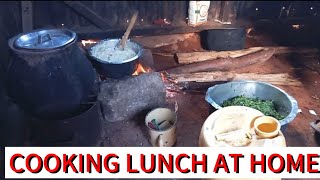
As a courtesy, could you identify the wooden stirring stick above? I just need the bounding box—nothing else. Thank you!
[120,11,139,50]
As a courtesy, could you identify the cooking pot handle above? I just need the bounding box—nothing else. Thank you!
[310,119,320,133]
[156,134,164,147]
[37,33,52,45]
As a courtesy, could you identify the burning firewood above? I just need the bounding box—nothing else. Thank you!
[166,72,303,87]
[163,48,275,74]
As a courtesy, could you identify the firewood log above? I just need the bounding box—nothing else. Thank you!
[167,71,302,86]
[176,47,265,64]
[271,46,318,55]
[176,46,318,64]
[164,48,275,74]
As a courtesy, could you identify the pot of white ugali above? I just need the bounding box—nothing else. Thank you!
[88,38,143,79]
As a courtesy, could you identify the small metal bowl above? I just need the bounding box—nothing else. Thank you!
[88,38,143,79]
[205,81,299,126]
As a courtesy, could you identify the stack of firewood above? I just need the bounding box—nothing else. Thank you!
[160,46,318,86]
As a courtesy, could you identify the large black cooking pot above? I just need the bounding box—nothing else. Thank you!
[28,101,102,146]
[0,75,25,146]
[7,29,95,120]
[200,28,246,51]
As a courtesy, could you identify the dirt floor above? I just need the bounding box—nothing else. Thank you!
[100,31,320,148]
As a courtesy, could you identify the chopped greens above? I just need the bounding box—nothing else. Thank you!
[221,95,285,120]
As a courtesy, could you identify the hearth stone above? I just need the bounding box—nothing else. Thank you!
[139,49,154,70]
[28,102,102,147]
[98,72,166,122]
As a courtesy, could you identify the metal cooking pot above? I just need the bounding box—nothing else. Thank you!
[205,81,299,126]
[0,78,25,146]
[29,101,102,146]
[200,28,246,51]
[88,39,143,79]
[7,28,96,120]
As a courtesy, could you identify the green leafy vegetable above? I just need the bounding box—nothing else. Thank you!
[222,95,285,120]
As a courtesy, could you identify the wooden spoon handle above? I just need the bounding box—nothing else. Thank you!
[120,11,139,49]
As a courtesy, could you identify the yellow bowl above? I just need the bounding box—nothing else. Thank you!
[254,116,280,138]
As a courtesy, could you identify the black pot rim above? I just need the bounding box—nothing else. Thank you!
[32,101,99,121]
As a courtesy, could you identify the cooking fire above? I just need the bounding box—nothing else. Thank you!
[81,39,98,47]
[81,38,153,77]
[132,63,151,76]
[291,24,301,29]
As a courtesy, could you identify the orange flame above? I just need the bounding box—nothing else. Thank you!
[246,27,253,34]
[291,24,300,29]
[160,72,167,82]
[132,63,151,76]
[81,39,98,46]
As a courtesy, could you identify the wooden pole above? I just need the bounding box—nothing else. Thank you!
[64,1,111,30]
[21,1,33,32]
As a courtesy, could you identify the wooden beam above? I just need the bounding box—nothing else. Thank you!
[75,21,237,40]
[21,1,33,32]
[64,1,111,30]
[220,1,236,24]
